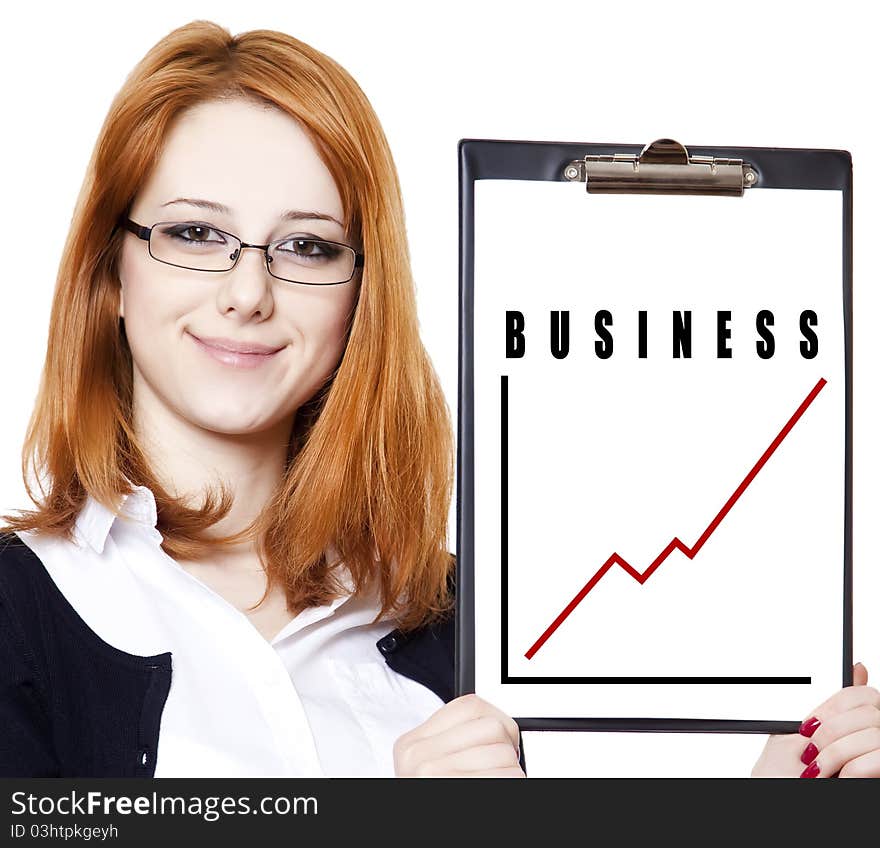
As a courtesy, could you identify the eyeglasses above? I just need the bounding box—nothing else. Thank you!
[118,217,364,285]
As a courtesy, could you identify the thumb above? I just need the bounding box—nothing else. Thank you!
[853,662,868,686]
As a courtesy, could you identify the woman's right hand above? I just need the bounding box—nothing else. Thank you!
[751,662,880,777]
[393,693,526,777]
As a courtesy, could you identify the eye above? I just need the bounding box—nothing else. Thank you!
[162,223,227,245]
[275,237,343,262]
[280,237,325,255]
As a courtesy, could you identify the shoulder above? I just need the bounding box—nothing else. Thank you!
[0,530,67,601]
[0,530,75,659]
[0,531,45,599]
[0,532,53,649]
[0,529,31,561]
[0,532,53,704]
[0,528,44,564]
[0,529,84,603]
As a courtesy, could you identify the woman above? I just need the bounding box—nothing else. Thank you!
[0,20,524,778]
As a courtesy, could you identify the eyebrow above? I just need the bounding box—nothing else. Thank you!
[159,197,344,227]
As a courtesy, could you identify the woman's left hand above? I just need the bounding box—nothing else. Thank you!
[751,662,880,777]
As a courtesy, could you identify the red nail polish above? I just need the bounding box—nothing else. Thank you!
[800,760,820,778]
[799,716,821,737]
[800,742,818,765]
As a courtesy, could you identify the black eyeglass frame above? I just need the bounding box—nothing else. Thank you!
[118,216,364,286]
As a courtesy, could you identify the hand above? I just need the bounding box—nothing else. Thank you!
[393,693,525,777]
[752,662,880,777]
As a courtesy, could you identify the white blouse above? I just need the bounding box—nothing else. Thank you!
[15,484,445,777]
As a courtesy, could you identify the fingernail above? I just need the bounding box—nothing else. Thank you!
[799,760,820,778]
[799,716,821,737]
[800,742,818,765]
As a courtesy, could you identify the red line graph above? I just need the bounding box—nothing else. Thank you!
[524,377,828,660]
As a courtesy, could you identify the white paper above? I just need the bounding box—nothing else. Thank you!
[471,179,845,721]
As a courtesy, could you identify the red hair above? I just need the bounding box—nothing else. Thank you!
[0,20,455,632]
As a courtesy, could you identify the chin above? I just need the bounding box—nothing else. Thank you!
[202,417,274,437]
[202,401,299,437]
[180,404,270,436]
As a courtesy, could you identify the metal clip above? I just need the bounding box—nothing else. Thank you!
[563,139,758,196]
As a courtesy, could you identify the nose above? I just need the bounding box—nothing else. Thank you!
[216,245,275,320]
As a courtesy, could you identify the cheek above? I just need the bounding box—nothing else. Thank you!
[118,255,194,355]
[297,287,358,357]
[119,244,155,325]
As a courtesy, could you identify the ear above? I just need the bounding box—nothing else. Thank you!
[118,288,125,320]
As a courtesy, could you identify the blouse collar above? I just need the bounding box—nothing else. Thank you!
[73,482,160,554]
[71,480,359,601]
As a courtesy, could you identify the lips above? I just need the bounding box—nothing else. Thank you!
[187,331,285,370]
[188,332,284,355]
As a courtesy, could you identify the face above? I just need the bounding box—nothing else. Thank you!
[118,98,360,442]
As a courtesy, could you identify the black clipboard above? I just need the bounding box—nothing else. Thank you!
[456,138,852,733]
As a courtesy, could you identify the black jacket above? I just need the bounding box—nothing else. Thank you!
[0,532,525,777]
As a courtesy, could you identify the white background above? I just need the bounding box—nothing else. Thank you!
[1,1,876,777]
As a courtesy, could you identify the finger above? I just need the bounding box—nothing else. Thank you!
[402,715,518,768]
[458,766,526,778]
[401,693,520,750]
[414,742,522,777]
[810,703,880,752]
[853,662,868,686]
[810,727,880,778]
[803,684,880,727]
[839,748,880,778]
[750,733,814,778]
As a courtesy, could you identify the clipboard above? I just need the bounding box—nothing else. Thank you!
[456,138,852,733]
